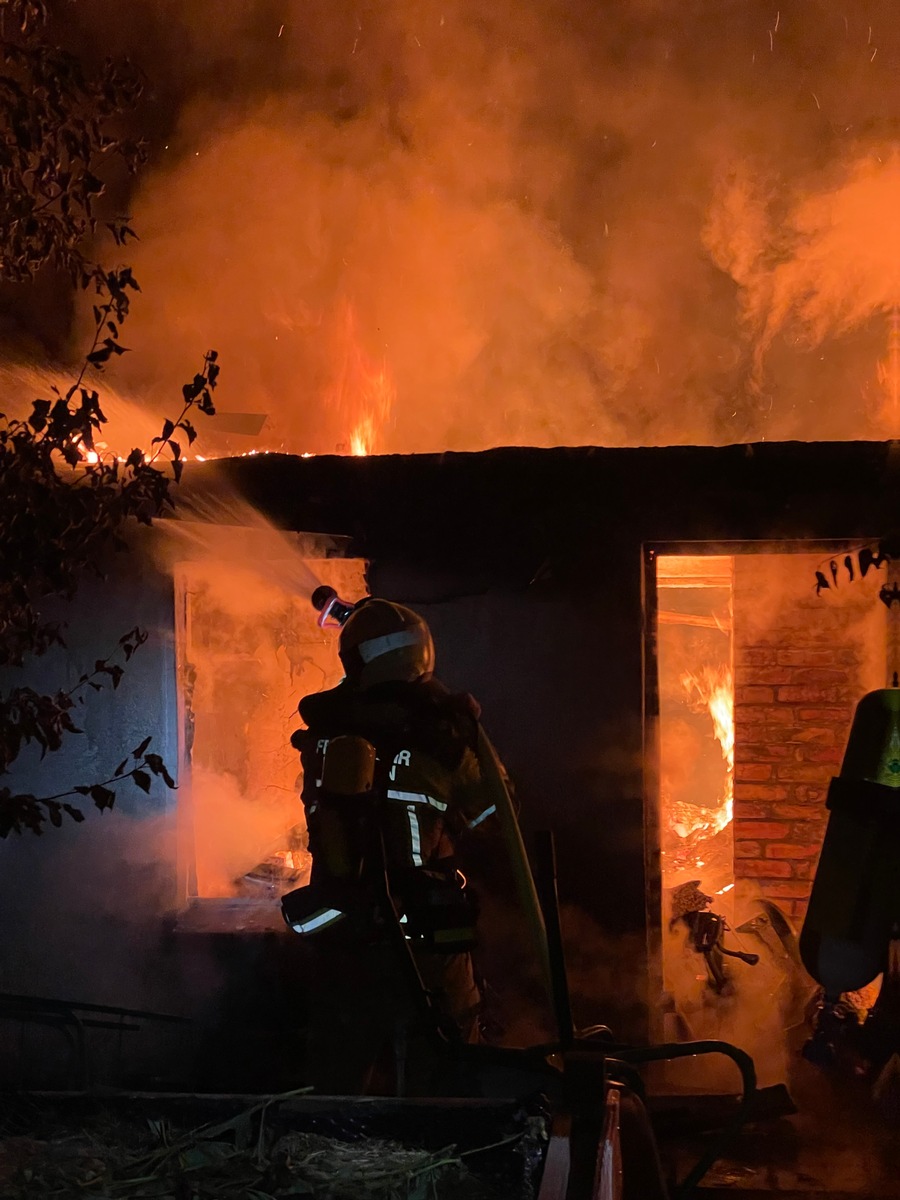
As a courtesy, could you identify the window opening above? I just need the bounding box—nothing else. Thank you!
[175,553,366,923]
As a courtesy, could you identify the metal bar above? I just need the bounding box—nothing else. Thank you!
[614,1039,757,1200]
[0,992,188,1023]
[536,1119,572,1200]
[0,1011,140,1033]
[3,1012,89,1090]
[532,830,575,1052]
[641,545,664,1046]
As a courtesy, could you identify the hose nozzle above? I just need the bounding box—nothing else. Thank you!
[311,585,358,628]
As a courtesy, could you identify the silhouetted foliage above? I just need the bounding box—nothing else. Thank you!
[0,0,217,835]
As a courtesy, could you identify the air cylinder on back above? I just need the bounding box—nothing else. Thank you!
[800,688,900,996]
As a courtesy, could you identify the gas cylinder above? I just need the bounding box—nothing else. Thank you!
[800,688,900,996]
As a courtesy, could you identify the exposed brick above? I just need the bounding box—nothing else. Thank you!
[791,727,836,745]
[792,860,818,879]
[732,802,777,819]
[734,783,790,802]
[737,763,773,782]
[785,899,809,919]
[777,686,853,704]
[794,785,827,803]
[734,840,762,858]
[777,804,824,819]
[735,743,793,762]
[735,648,778,666]
[774,763,831,782]
[740,667,795,686]
[775,625,847,643]
[789,820,827,839]
[736,709,796,727]
[765,842,823,859]
[798,709,852,723]
[789,668,851,685]
[758,880,813,899]
[736,686,776,705]
[777,648,858,667]
[803,747,843,765]
[733,820,790,840]
[736,859,793,878]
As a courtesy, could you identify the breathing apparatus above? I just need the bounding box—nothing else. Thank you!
[280,729,479,951]
[280,732,381,941]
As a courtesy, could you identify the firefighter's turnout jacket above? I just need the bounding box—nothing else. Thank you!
[293,676,499,892]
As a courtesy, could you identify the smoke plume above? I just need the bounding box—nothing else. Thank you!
[17,0,900,451]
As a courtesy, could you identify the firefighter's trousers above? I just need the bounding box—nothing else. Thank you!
[305,939,481,1096]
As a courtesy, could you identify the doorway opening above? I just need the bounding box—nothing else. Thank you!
[649,544,887,1085]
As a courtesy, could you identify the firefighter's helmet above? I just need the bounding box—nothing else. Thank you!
[339,599,435,687]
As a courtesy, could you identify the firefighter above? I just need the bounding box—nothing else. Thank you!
[287,597,509,1095]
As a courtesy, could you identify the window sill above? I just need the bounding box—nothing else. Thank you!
[173,897,289,934]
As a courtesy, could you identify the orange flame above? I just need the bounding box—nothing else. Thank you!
[348,361,394,455]
[326,301,395,456]
[64,300,394,462]
[877,307,900,434]
[674,664,735,839]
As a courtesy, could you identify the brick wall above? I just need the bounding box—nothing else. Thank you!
[733,555,884,922]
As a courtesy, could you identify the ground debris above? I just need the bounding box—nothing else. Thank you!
[268,1130,462,1198]
[0,1091,522,1200]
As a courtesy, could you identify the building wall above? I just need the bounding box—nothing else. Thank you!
[733,553,885,921]
[378,571,650,1040]
[6,443,900,1087]
[0,541,321,1090]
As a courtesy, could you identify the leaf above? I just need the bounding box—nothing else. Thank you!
[231,1111,253,1152]
[132,735,152,758]
[62,803,85,822]
[114,758,128,777]
[90,784,116,810]
[144,753,176,787]
[132,770,151,793]
[146,1116,168,1143]
[178,1141,237,1169]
